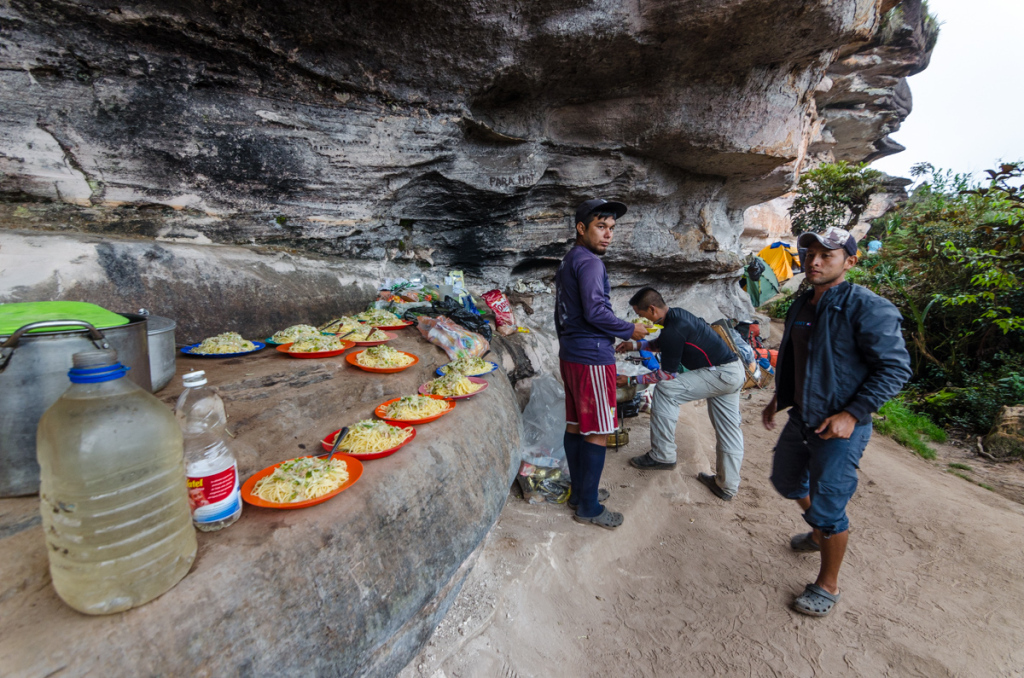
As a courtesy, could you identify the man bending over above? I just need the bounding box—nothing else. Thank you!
[616,287,746,500]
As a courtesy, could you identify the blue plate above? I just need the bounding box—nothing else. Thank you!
[435,361,499,377]
[181,341,266,357]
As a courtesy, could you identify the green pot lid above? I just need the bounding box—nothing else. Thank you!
[0,301,130,336]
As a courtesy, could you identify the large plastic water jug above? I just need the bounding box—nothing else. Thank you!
[36,349,197,615]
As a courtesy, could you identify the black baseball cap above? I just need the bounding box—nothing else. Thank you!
[575,198,627,226]
[797,227,858,257]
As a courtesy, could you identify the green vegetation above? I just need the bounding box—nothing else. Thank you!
[947,462,973,471]
[790,162,885,234]
[873,398,946,459]
[761,289,795,319]
[854,162,1024,435]
[878,1,941,51]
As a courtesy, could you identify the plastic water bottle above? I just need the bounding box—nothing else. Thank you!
[175,371,242,531]
[36,349,197,615]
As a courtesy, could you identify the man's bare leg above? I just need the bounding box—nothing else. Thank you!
[795,495,846,595]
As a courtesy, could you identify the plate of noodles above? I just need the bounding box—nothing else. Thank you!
[182,332,265,357]
[276,335,355,359]
[350,329,397,347]
[374,394,455,426]
[320,420,417,460]
[435,355,499,377]
[346,346,419,373]
[373,319,414,330]
[319,316,363,335]
[352,308,406,326]
[241,453,364,509]
[418,373,489,400]
[265,324,322,346]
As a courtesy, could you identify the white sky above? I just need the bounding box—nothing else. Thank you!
[870,0,1024,181]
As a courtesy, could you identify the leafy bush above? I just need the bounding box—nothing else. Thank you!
[790,162,885,234]
[853,162,1024,434]
[873,398,946,459]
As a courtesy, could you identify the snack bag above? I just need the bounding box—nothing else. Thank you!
[482,289,517,336]
[416,315,489,359]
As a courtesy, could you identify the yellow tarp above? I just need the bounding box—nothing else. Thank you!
[757,243,799,283]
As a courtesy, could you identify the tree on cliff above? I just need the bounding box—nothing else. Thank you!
[790,161,885,234]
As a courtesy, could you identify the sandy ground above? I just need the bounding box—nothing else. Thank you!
[398,382,1024,678]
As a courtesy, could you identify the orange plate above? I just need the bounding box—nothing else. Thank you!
[241,454,364,510]
[276,340,355,358]
[418,376,489,400]
[320,427,417,460]
[373,320,414,330]
[373,395,455,425]
[346,349,419,373]
[352,331,398,347]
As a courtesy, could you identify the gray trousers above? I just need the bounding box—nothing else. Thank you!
[649,360,746,495]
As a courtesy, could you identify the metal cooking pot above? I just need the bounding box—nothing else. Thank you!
[0,315,151,497]
[616,382,637,403]
[141,311,177,392]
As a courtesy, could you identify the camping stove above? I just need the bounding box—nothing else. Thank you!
[607,392,643,448]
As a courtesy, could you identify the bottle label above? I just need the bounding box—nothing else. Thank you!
[187,464,241,524]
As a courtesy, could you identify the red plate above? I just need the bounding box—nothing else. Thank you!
[346,349,419,373]
[275,340,355,359]
[320,427,417,460]
[241,454,364,509]
[352,331,397,347]
[418,376,489,400]
[373,320,414,330]
[373,395,455,425]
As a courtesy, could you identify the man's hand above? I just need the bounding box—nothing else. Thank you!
[762,396,778,431]
[616,374,630,386]
[815,411,858,439]
[616,341,634,353]
[631,323,648,341]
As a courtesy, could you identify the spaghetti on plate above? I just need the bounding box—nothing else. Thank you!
[333,420,414,455]
[191,332,256,354]
[251,456,349,503]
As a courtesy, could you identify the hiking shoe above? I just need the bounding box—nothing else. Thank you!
[697,472,734,501]
[629,452,676,471]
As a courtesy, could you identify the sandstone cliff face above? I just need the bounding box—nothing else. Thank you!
[1,0,928,309]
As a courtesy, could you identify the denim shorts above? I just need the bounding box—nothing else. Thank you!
[769,408,872,536]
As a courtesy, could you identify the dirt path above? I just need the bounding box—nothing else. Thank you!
[399,387,1024,678]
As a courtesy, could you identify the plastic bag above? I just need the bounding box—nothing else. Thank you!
[517,462,570,505]
[482,289,517,336]
[415,315,489,360]
[517,375,571,504]
[404,298,492,340]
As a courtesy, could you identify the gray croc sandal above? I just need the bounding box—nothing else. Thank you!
[793,584,840,617]
[790,532,820,552]
[573,507,624,530]
[567,488,610,510]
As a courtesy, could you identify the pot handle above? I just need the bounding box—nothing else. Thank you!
[0,320,110,373]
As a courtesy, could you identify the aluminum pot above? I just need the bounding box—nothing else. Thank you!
[615,382,637,403]
[0,315,151,497]
[143,313,177,392]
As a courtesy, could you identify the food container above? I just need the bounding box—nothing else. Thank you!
[143,313,177,392]
[0,313,151,497]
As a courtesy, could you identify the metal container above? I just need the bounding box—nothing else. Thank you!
[144,313,177,392]
[606,427,630,448]
[616,382,637,403]
[0,315,152,497]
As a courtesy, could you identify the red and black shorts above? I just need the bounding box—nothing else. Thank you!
[560,360,618,436]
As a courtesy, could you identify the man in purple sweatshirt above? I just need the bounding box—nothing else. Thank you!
[556,198,648,530]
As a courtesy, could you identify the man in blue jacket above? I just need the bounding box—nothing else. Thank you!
[556,198,648,530]
[762,226,911,617]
